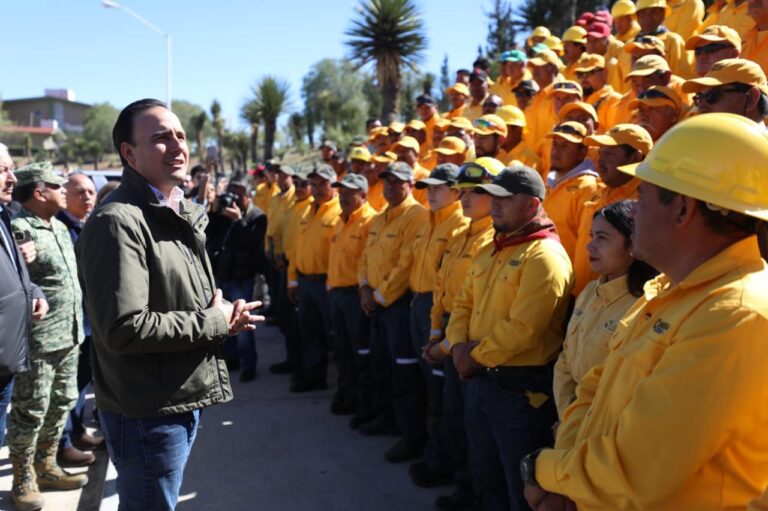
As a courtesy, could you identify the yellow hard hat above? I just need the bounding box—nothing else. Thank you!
[636,0,672,17]
[562,26,588,45]
[544,35,564,56]
[618,113,768,221]
[611,0,637,18]
[496,105,527,128]
[532,26,551,39]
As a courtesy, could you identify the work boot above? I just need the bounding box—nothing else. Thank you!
[9,453,44,511]
[34,441,88,491]
[57,446,95,468]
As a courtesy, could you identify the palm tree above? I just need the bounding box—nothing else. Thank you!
[248,76,291,161]
[191,112,208,164]
[345,0,427,123]
[210,100,225,167]
[240,99,261,164]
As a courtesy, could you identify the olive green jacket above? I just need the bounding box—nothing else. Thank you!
[77,166,232,418]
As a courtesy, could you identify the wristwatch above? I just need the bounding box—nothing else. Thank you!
[520,448,545,488]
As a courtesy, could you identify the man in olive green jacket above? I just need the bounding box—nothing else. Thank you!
[77,99,261,510]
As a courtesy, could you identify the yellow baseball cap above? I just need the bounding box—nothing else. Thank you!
[549,80,584,97]
[625,55,670,80]
[682,58,768,95]
[371,151,397,163]
[585,123,654,155]
[496,105,527,127]
[434,117,452,131]
[434,136,467,156]
[393,136,419,153]
[528,48,565,69]
[629,85,683,111]
[389,121,405,134]
[349,146,372,162]
[559,101,598,123]
[611,0,636,18]
[545,121,588,144]
[625,35,666,56]
[574,53,606,73]
[368,126,389,142]
[406,119,426,131]
[450,116,475,133]
[636,0,671,16]
[473,114,508,137]
[446,83,470,97]
[562,26,588,45]
[685,25,742,51]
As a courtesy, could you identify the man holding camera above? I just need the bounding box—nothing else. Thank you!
[206,179,267,382]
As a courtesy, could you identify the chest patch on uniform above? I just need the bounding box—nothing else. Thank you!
[508,259,521,267]
[653,319,670,334]
[386,233,397,239]
[603,319,618,333]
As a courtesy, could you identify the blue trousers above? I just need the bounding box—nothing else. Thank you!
[465,367,557,511]
[221,278,257,371]
[297,276,332,382]
[0,375,13,448]
[99,409,200,511]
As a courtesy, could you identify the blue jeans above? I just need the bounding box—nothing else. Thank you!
[221,278,257,370]
[99,409,201,511]
[0,375,14,448]
[297,276,332,382]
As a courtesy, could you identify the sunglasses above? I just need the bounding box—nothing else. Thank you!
[634,36,659,45]
[553,124,585,136]
[637,88,674,101]
[576,69,599,79]
[693,85,749,106]
[553,82,580,91]
[694,42,733,57]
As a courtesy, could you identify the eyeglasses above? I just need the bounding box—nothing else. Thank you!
[694,42,733,57]
[693,85,749,106]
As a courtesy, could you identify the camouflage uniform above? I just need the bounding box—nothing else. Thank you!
[7,209,83,458]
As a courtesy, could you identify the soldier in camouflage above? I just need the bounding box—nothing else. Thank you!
[7,162,87,511]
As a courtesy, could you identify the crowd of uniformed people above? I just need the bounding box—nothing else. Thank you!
[247,0,768,509]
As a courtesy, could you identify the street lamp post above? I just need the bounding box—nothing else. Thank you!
[101,0,172,109]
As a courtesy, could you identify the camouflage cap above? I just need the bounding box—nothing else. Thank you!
[379,161,414,182]
[308,163,337,182]
[14,161,66,188]
[332,172,369,192]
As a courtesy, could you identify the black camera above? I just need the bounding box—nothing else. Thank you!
[217,191,240,212]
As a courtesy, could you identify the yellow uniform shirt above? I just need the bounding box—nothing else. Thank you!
[367,181,387,212]
[411,163,431,208]
[615,22,641,44]
[423,114,439,153]
[742,28,768,78]
[490,75,524,107]
[538,236,768,510]
[419,149,438,171]
[266,186,296,255]
[252,181,279,215]
[586,85,623,132]
[701,0,755,40]
[612,90,637,126]
[445,237,573,367]
[606,38,633,94]
[409,201,468,293]
[553,275,638,417]
[543,166,601,262]
[358,195,428,306]
[464,95,489,123]
[666,0,706,40]
[654,29,696,78]
[498,140,541,171]
[571,179,640,296]
[285,196,314,285]
[444,105,467,119]
[293,196,342,280]
[526,79,564,148]
[431,215,494,342]
[327,202,376,289]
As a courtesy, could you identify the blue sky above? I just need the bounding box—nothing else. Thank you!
[1,0,523,130]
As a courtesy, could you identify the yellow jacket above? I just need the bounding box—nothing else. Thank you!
[285,196,313,286]
[252,181,278,215]
[701,0,755,40]
[412,163,431,208]
[431,215,494,342]
[444,105,467,119]
[419,149,438,171]
[553,275,638,417]
[409,201,468,293]
[742,28,768,78]
[445,237,573,367]
[358,195,428,306]
[655,29,696,78]
[327,202,376,289]
[612,90,637,126]
[538,236,768,510]
[464,95,488,123]
[571,179,639,295]
[586,85,623,132]
[498,140,541,171]
[490,75,526,107]
[543,165,601,262]
[292,196,341,282]
[266,186,296,255]
[368,180,386,212]
[666,0,705,41]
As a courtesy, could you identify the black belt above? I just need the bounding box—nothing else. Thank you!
[413,291,433,298]
[298,272,327,282]
[333,285,359,294]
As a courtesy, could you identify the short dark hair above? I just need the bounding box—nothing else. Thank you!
[594,200,659,296]
[757,92,768,118]
[190,165,206,178]
[473,57,491,71]
[365,118,380,129]
[112,98,167,167]
[13,182,44,204]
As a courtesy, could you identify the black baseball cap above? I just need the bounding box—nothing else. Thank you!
[415,163,461,189]
[475,165,546,200]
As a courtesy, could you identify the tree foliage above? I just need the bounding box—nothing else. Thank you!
[485,0,519,60]
[302,59,370,149]
[172,100,212,155]
[247,76,291,161]
[439,55,451,112]
[514,0,608,36]
[345,0,427,122]
[83,102,119,154]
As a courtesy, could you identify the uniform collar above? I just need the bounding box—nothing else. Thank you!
[644,235,763,300]
[587,84,615,103]
[280,185,295,199]
[601,178,639,204]
[16,208,53,229]
[469,215,493,235]
[343,202,374,224]
[385,194,418,220]
[595,274,631,306]
[295,196,313,207]
[432,200,463,224]
[314,195,339,214]
[548,159,598,189]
